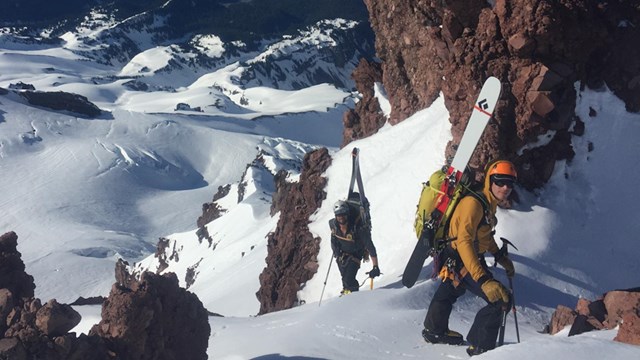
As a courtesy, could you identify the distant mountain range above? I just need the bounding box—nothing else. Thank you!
[0,0,371,47]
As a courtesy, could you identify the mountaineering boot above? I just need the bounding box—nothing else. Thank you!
[422,328,464,345]
[466,345,487,356]
[339,289,352,296]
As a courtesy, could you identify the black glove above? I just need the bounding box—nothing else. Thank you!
[367,265,380,278]
[498,256,515,278]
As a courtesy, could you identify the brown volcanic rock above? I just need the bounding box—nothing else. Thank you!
[362,0,445,125]
[342,58,386,147]
[549,305,577,335]
[197,184,231,228]
[584,1,640,112]
[0,232,112,360]
[35,299,81,337]
[603,290,640,329]
[0,232,35,300]
[1,232,210,359]
[548,288,640,345]
[615,311,640,345]
[257,148,332,314]
[361,0,639,188]
[90,271,210,360]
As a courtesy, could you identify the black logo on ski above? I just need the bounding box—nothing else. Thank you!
[474,98,492,117]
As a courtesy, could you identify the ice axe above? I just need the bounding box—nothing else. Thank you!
[493,237,518,267]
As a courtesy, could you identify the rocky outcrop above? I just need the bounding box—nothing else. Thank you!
[0,232,35,301]
[341,58,386,146]
[90,272,211,360]
[19,90,102,118]
[197,184,232,228]
[548,287,640,345]
[0,231,211,359]
[257,148,332,314]
[0,231,109,360]
[196,184,232,245]
[359,0,640,189]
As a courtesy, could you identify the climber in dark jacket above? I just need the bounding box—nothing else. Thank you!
[329,199,379,294]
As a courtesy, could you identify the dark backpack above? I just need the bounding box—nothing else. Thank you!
[345,191,370,231]
[344,191,371,261]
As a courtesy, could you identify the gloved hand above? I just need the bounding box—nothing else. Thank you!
[367,265,380,278]
[480,279,510,303]
[498,255,515,278]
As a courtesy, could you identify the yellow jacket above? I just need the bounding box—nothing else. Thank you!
[449,174,499,282]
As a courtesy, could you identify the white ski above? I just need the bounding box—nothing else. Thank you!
[450,76,502,170]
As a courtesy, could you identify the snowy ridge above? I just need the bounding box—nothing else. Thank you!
[133,139,319,316]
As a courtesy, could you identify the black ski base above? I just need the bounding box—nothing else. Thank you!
[402,238,430,288]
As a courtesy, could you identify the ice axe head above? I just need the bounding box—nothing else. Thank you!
[493,237,518,267]
[499,237,519,254]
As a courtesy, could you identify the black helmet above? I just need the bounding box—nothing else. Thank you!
[333,200,349,216]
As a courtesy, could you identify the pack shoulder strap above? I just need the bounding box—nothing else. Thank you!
[466,191,490,225]
[444,190,490,243]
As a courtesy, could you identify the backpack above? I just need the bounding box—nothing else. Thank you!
[345,191,371,262]
[413,166,488,256]
[345,191,370,230]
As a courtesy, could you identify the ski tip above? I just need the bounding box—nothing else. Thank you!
[486,76,501,85]
[352,147,359,156]
[484,77,503,96]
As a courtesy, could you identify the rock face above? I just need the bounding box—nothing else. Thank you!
[548,288,640,345]
[91,272,211,360]
[19,90,102,118]
[0,231,211,359]
[256,148,332,314]
[0,232,35,301]
[342,58,386,146]
[0,231,108,360]
[356,0,640,189]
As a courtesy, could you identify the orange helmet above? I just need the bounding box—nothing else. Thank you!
[486,160,517,182]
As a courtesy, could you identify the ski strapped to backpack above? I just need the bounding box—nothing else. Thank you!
[346,147,371,230]
[344,147,372,262]
[402,76,502,288]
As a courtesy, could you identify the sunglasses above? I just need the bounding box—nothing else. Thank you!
[493,179,515,188]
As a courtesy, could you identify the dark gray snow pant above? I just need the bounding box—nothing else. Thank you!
[424,274,505,350]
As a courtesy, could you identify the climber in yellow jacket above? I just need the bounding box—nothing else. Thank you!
[422,160,516,357]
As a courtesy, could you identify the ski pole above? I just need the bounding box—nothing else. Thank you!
[318,258,334,307]
[509,277,521,343]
